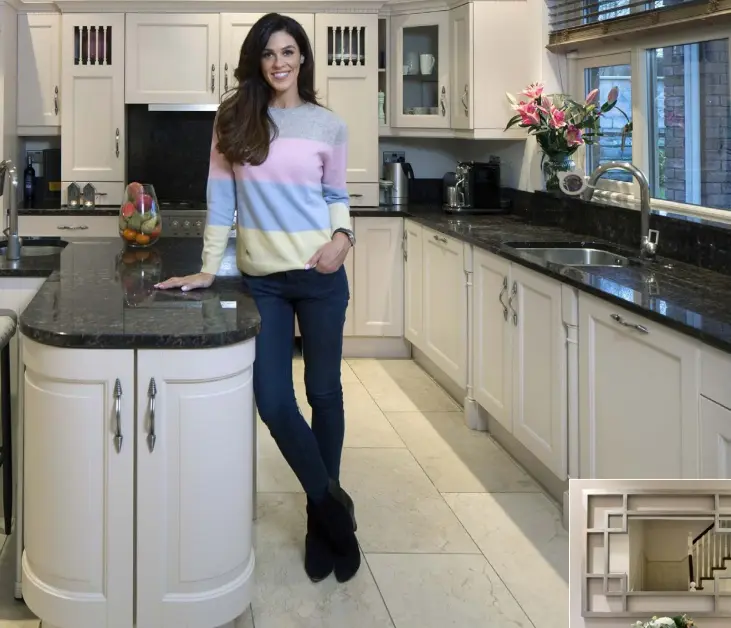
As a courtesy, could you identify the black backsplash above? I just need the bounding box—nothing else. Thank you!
[126,105,215,202]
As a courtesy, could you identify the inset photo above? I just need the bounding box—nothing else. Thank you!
[569,479,731,628]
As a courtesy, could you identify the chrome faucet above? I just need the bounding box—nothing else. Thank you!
[0,160,20,261]
[580,161,659,260]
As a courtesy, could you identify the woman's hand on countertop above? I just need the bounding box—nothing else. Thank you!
[155,272,215,292]
[305,232,351,273]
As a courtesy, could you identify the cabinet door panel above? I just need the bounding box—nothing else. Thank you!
[700,396,731,478]
[314,14,378,184]
[511,265,567,480]
[21,340,134,628]
[61,14,125,182]
[449,4,472,130]
[18,14,61,128]
[404,220,423,345]
[472,248,512,429]
[136,343,256,628]
[579,294,700,479]
[125,14,220,104]
[353,217,404,337]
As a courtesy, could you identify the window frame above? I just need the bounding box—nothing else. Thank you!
[569,50,635,197]
[568,25,731,223]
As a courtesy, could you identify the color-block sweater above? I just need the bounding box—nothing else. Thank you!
[201,103,352,277]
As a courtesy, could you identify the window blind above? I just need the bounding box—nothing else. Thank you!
[546,0,708,34]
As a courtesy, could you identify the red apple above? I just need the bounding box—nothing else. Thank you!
[135,193,155,213]
[121,202,135,219]
[126,182,144,200]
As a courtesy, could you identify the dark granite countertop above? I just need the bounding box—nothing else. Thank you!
[8,203,731,354]
[16,238,260,349]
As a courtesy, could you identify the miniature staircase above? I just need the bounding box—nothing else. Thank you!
[689,523,731,592]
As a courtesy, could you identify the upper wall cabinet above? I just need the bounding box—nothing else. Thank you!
[220,14,315,93]
[61,13,125,185]
[390,10,449,129]
[314,14,379,203]
[18,13,61,133]
[125,13,315,105]
[125,14,220,104]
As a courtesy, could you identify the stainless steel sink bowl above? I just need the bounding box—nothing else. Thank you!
[0,239,67,258]
[506,243,632,267]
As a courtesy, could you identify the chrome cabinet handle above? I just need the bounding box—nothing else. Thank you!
[610,313,649,334]
[147,378,157,452]
[349,193,363,198]
[54,86,59,115]
[115,128,120,158]
[57,224,89,230]
[403,231,407,262]
[507,281,518,326]
[224,63,229,91]
[461,84,468,115]
[498,276,508,321]
[113,378,123,453]
[211,64,216,93]
[440,86,446,116]
[432,234,447,244]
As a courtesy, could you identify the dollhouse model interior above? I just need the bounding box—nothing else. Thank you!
[583,490,731,619]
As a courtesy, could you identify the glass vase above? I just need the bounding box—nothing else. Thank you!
[542,154,576,192]
[119,182,162,248]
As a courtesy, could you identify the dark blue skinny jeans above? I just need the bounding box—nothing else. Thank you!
[243,266,349,501]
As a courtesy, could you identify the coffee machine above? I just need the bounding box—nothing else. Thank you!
[448,161,502,214]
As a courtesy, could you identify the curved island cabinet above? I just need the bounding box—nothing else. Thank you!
[17,239,261,628]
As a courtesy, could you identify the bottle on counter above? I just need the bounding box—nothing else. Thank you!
[23,155,36,209]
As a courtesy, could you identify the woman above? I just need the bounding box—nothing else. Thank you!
[155,13,360,583]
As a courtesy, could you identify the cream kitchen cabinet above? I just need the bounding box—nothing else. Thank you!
[314,14,379,206]
[699,397,731,478]
[21,338,256,628]
[220,13,315,94]
[352,217,404,337]
[579,293,700,479]
[404,219,423,344]
[17,13,61,133]
[18,214,119,238]
[125,14,220,105]
[61,14,125,187]
[448,4,472,131]
[343,243,355,337]
[472,247,568,480]
[390,10,450,129]
[421,225,468,389]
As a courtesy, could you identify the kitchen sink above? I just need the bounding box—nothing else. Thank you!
[0,238,67,258]
[505,242,633,267]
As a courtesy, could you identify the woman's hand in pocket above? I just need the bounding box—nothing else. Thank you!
[155,272,215,292]
[305,233,351,273]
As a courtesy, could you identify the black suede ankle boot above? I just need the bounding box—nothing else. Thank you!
[312,481,361,583]
[305,498,334,582]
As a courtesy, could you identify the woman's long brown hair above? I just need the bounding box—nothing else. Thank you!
[215,13,318,166]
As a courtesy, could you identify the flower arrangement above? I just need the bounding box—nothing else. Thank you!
[631,615,695,628]
[504,82,632,190]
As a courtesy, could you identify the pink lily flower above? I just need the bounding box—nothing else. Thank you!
[585,88,599,105]
[607,86,619,104]
[548,105,567,128]
[566,125,584,147]
[515,101,541,126]
[521,82,544,100]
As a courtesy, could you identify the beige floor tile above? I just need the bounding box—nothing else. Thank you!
[257,425,302,493]
[0,537,36,622]
[339,449,479,554]
[251,493,394,628]
[0,622,40,628]
[347,359,460,412]
[295,382,405,449]
[444,492,568,628]
[366,553,533,628]
[385,411,539,493]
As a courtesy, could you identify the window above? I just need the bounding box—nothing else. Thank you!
[647,38,731,211]
[573,53,633,190]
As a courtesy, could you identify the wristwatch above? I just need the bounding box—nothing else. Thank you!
[333,228,356,247]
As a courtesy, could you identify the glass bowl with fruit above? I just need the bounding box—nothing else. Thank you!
[119,182,162,247]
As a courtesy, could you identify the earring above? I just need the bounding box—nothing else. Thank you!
[300,55,305,64]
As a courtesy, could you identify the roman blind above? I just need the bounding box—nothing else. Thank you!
[546,0,730,49]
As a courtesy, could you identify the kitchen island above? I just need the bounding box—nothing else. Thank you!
[17,238,260,628]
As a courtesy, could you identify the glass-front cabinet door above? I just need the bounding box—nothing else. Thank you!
[390,11,450,129]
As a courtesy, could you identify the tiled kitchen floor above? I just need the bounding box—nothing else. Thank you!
[0,358,568,628]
